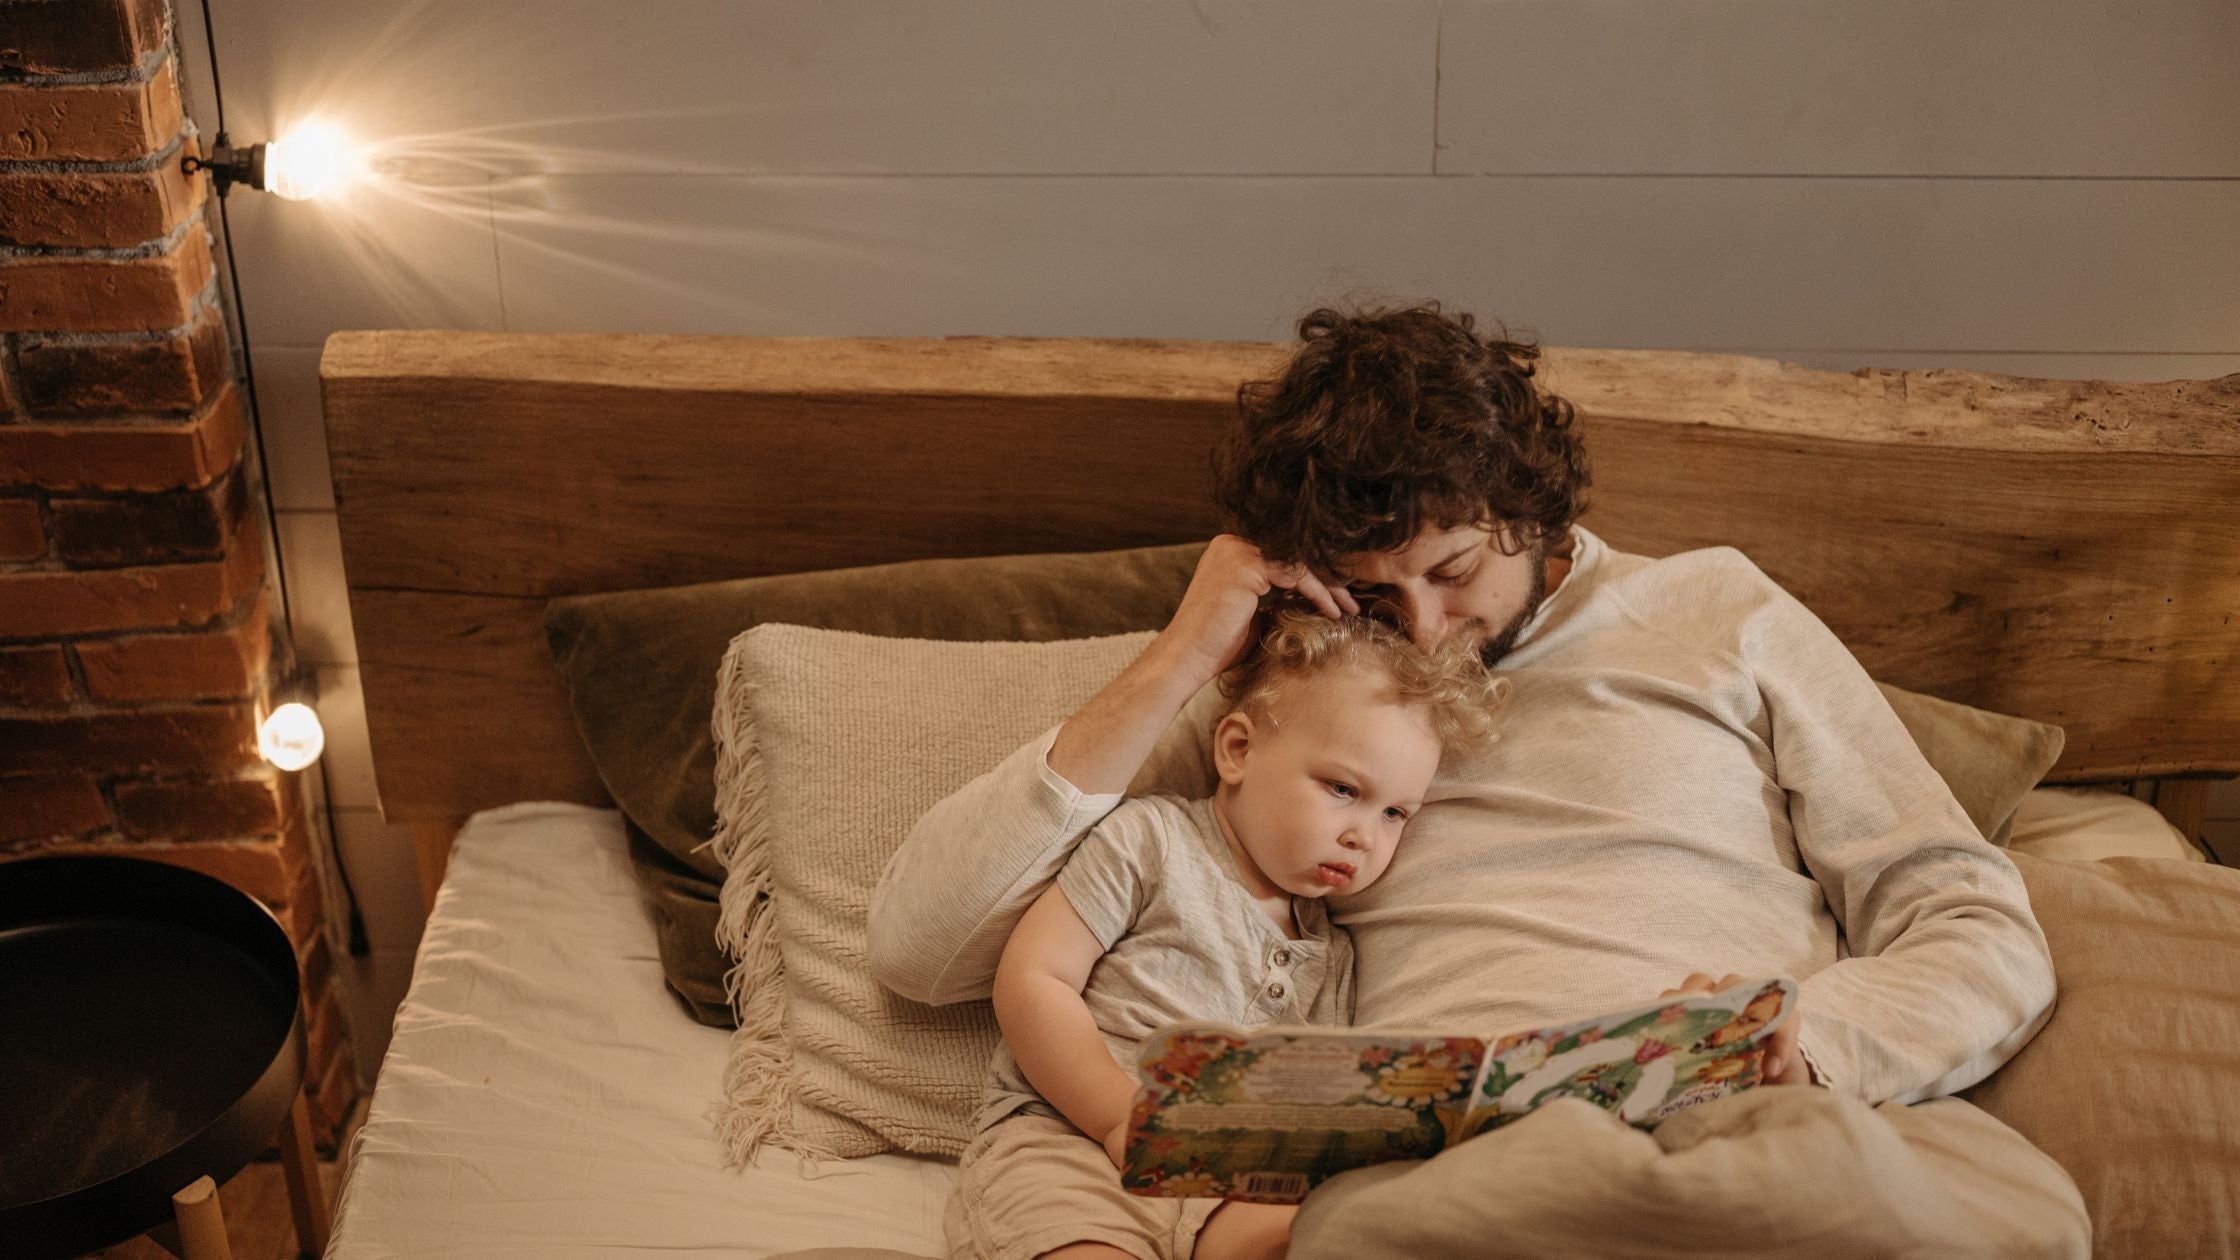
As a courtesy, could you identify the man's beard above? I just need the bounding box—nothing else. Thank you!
[1476,537,1550,668]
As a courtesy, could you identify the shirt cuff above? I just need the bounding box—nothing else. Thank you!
[1034,724,1126,823]
[1795,1037,1835,1091]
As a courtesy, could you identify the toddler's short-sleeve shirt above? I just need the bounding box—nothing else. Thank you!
[976,792,1354,1131]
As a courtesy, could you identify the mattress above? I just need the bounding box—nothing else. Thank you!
[329,787,2200,1258]
[327,802,956,1260]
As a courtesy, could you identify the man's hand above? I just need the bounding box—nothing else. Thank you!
[1103,1119,1130,1171]
[1658,971,1815,1086]
[1159,534,1359,683]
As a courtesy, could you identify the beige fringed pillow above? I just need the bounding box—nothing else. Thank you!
[709,624,1215,1164]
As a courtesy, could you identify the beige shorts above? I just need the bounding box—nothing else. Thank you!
[945,1110,1221,1260]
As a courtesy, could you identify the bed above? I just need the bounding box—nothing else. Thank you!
[319,333,2240,1258]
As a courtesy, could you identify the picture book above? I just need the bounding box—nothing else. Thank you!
[1119,976,1797,1203]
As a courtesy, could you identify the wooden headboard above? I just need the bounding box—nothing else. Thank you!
[323,333,2240,891]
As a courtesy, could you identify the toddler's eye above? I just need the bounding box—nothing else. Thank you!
[1326,781,1356,799]
[1385,806,1409,822]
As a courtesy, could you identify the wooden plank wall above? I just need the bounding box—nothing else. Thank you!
[184,0,2240,970]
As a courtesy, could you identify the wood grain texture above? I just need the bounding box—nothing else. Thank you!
[324,332,2240,822]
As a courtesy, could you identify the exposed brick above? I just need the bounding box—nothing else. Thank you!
[0,514,262,636]
[0,151,200,250]
[275,847,323,952]
[112,770,292,842]
[50,467,244,565]
[0,0,169,75]
[77,591,269,701]
[0,381,246,492]
[0,702,261,776]
[0,497,43,560]
[303,980,344,1085]
[306,1038,359,1143]
[18,303,227,415]
[0,57,182,163]
[0,773,108,842]
[0,643,73,706]
[0,222,212,333]
[298,928,332,1002]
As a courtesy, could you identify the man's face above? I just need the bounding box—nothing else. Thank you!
[1336,521,1548,666]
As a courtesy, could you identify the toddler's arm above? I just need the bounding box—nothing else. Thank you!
[992,884,1138,1156]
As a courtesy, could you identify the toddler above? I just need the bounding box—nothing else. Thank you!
[945,610,1509,1260]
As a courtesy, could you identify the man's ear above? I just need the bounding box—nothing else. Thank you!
[1212,711,1254,786]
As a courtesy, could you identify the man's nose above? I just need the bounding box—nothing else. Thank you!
[1404,593,1447,651]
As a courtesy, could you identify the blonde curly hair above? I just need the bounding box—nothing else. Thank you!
[1217,609,1511,754]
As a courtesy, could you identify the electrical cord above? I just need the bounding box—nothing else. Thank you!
[194,0,370,958]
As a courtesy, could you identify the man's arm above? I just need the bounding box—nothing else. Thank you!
[992,885,1138,1151]
[1752,580,2055,1104]
[867,536,1355,1005]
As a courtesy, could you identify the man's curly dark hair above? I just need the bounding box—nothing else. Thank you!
[1213,302,1592,576]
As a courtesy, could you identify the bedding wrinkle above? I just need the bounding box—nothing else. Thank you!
[331,803,957,1259]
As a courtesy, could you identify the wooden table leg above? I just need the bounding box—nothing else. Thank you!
[171,1175,234,1260]
[277,1087,333,1258]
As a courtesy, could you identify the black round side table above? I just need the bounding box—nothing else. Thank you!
[0,855,332,1260]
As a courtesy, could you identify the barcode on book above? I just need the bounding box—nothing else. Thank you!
[1238,1172,1310,1200]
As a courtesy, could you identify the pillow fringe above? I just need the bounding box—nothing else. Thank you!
[707,636,842,1170]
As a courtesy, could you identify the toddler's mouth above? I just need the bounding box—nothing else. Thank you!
[1317,861,1356,889]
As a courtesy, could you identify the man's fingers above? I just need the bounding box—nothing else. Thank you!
[1765,1019,1805,1083]
[1292,575,1345,620]
[1270,565,1356,621]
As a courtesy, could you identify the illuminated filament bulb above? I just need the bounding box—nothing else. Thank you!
[263,118,366,201]
[259,701,327,771]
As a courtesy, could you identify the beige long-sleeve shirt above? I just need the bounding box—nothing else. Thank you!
[869,527,2055,1106]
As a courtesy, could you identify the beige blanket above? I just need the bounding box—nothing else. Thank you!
[776,1084,2087,1260]
[1290,1087,2087,1260]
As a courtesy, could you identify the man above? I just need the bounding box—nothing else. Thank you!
[870,304,2088,1258]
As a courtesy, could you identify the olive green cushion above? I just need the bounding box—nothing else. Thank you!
[1873,683,2066,846]
[543,543,1207,1025]
[544,541,2062,1027]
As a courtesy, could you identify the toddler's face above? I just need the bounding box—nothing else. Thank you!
[1213,664,1443,900]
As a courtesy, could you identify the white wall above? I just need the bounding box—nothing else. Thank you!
[174,1,2240,1065]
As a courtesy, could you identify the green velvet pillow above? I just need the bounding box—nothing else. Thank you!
[544,540,2064,1027]
[543,543,1208,1025]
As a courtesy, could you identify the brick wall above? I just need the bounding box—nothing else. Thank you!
[0,0,356,1150]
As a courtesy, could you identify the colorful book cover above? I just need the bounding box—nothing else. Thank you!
[1119,976,1797,1203]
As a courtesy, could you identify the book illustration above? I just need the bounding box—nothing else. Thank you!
[1120,977,1796,1203]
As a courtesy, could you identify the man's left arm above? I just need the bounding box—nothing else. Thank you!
[1753,585,2055,1106]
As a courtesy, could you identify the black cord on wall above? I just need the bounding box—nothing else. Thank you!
[194,0,370,958]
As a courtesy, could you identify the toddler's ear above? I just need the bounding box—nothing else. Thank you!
[1211,711,1255,786]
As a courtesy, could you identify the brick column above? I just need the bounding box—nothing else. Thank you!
[0,0,357,1150]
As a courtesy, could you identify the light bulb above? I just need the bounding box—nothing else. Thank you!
[263,118,365,201]
[259,701,326,771]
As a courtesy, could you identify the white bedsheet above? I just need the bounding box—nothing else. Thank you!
[328,801,955,1260]
[329,788,2198,1259]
